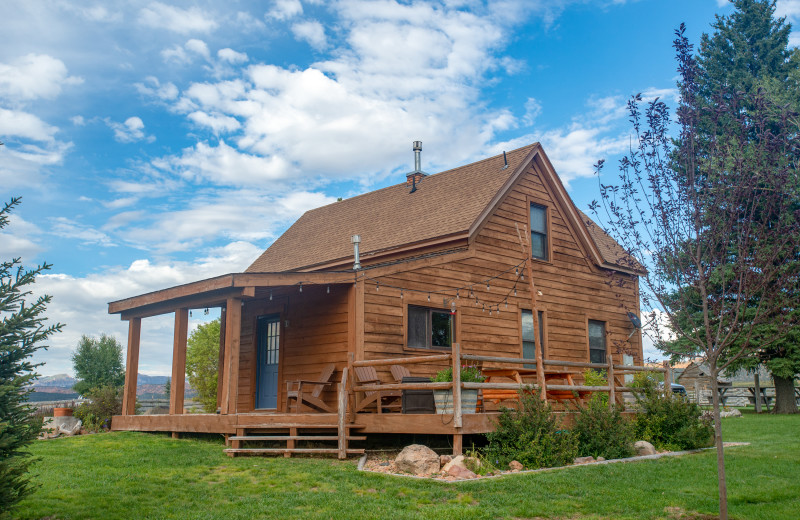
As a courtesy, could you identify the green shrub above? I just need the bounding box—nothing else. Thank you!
[485,388,577,469]
[582,369,609,407]
[73,385,123,431]
[630,374,713,451]
[430,365,485,383]
[573,398,635,459]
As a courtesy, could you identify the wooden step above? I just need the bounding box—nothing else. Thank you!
[236,423,341,429]
[228,435,366,441]
[224,448,365,455]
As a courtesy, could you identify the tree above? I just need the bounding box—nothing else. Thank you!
[186,319,220,413]
[592,25,800,520]
[0,197,63,513]
[164,377,170,399]
[696,0,800,413]
[71,334,124,396]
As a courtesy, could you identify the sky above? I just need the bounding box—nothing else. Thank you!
[4,0,799,377]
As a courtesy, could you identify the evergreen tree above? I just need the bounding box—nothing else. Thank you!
[0,197,63,514]
[696,0,800,413]
[186,319,220,413]
[71,334,125,396]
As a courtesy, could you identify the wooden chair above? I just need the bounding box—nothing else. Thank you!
[353,366,401,414]
[390,364,411,382]
[285,364,337,413]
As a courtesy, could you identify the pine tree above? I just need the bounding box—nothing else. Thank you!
[0,197,63,513]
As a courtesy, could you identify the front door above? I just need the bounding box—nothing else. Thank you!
[256,314,280,409]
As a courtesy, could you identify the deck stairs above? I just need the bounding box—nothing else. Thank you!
[223,423,366,459]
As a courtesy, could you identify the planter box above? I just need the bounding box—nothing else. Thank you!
[54,407,73,417]
[433,389,478,414]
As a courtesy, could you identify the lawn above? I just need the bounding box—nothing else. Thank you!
[12,412,799,520]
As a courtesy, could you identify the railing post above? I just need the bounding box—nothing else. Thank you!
[607,352,615,409]
[663,361,671,397]
[452,342,462,429]
[338,365,349,460]
[347,353,356,423]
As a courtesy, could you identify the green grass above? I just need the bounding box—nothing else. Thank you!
[12,412,799,520]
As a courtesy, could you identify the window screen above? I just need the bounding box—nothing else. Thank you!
[588,320,606,364]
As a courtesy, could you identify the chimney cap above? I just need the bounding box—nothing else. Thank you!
[413,141,422,151]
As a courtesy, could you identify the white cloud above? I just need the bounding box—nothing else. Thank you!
[522,97,542,126]
[0,108,59,142]
[50,217,116,247]
[187,111,241,134]
[70,115,85,126]
[234,11,266,32]
[185,39,211,61]
[267,0,303,20]
[218,48,249,64]
[107,116,152,143]
[138,2,218,34]
[0,54,83,103]
[0,214,44,262]
[291,20,327,50]
[135,76,179,101]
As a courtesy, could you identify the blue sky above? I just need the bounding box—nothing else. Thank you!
[4,0,797,376]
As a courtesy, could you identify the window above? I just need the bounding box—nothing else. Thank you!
[588,320,606,364]
[521,310,544,368]
[407,305,453,350]
[530,203,548,260]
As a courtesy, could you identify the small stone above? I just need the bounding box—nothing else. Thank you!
[597,457,606,462]
[447,464,478,479]
[508,460,523,471]
[440,455,452,466]
[56,416,82,436]
[395,444,440,476]
[573,456,595,465]
[634,441,657,456]
[379,462,390,466]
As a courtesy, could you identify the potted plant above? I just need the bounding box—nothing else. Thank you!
[430,366,484,414]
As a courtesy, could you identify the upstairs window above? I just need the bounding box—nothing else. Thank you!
[407,305,453,350]
[521,309,545,368]
[588,320,606,364]
[530,203,548,260]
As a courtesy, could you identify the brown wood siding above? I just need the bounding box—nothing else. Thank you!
[360,162,642,383]
[236,285,350,412]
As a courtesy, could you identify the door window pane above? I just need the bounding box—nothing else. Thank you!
[588,320,606,364]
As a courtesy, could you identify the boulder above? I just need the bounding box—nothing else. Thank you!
[40,417,59,439]
[395,445,440,476]
[634,440,656,456]
[441,455,465,473]
[439,455,452,466]
[573,456,595,465]
[56,416,82,436]
[508,460,523,472]
[720,409,742,418]
[446,464,478,479]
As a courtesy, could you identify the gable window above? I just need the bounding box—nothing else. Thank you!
[521,310,544,368]
[407,305,453,350]
[588,320,606,364]
[530,203,548,260]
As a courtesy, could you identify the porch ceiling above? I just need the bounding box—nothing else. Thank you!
[108,271,356,319]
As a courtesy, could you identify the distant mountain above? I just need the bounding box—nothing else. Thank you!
[137,374,169,385]
[33,373,170,389]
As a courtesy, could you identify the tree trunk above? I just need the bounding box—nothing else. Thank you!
[710,371,728,520]
[772,375,798,414]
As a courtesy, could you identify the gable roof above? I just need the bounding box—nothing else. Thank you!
[247,143,641,274]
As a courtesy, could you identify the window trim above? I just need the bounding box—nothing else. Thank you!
[403,301,456,352]
[526,196,553,264]
[587,318,607,365]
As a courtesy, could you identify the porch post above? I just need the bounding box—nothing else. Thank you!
[121,317,141,416]
[170,308,188,415]
[221,297,242,414]
[216,307,227,411]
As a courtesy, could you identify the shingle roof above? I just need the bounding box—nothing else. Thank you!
[577,209,645,273]
[246,143,638,274]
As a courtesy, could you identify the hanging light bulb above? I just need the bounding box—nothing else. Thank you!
[376,282,379,292]
[514,288,517,297]
[489,308,492,316]
[515,267,519,277]
[327,285,330,294]
[204,308,209,315]
[400,290,404,299]
[269,290,273,301]
[299,282,303,293]
[486,282,490,292]
[427,293,431,302]
[456,290,459,300]
[189,310,192,317]
[505,300,508,309]
[482,304,485,312]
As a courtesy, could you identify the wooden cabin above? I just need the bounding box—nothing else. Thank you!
[109,142,645,457]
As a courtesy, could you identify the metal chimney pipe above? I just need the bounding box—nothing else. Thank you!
[351,235,361,270]
[413,141,422,172]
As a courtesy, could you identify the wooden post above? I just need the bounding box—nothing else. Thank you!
[663,361,672,396]
[607,352,615,409]
[452,342,462,428]
[221,297,242,415]
[516,223,546,401]
[753,372,762,413]
[453,433,463,457]
[216,306,227,411]
[286,427,296,458]
[338,365,349,459]
[170,308,188,415]
[121,317,141,416]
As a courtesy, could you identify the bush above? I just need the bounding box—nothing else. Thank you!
[73,385,123,431]
[573,398,635,459]
[583,369,609,407]
[485,388,577,469]
[630,373,713,451]
[431,365,485,383]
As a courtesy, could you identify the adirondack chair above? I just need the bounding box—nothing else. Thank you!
[390,364,411,382]
[353,366,401,414]
[285,364,337,413]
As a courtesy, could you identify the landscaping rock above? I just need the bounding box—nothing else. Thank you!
[441,455,465,473]
[634,441,656,456]
[55,416,82,436]
[573,456,595,464]
[597,457,606,462]
[440,455,452,466]
[508,460,523,472]
[395,445,440,476]
[720,409,742,418]
[39,417,59,439]
[446,464,478,479]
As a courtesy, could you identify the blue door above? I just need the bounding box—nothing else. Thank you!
[256,314,280,409]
